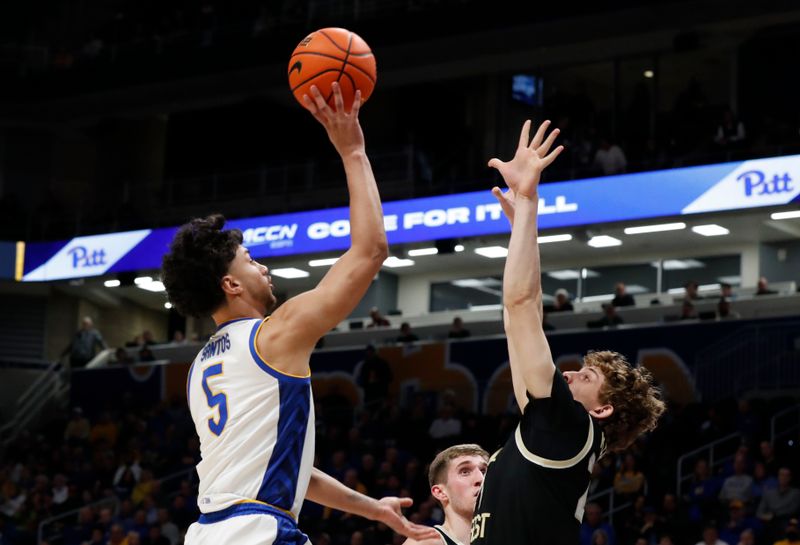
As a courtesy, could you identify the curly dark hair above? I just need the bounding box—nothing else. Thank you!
[584,350,666,453]
[161,214,243,318]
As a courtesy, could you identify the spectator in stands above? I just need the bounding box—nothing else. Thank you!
[588,303,624,328]
[157,508,179,545]
[428,404,462,447]
[138,346,156,362]
[142,330,158,346]
[396,323,419,343]
[696,524,730,545]
[714,108,746,149]
[756,277,778,296]
[720,453,754,504]
[169,331,187,345]
[737,528,756,545]
[681,299,698,320]
[89,411,118,448]
[773,518,800,545]
[719,500,761,545]
[147,524,171,545]
[551,288,574,312]
[684,280,704,301]
[580,503,617,545]
[721,282,737,301]
[367,307,391,328]
[357,345,393,410]
[64,407,90,445]
[590,528,610,545]
[752,461,779,503]
[593,136,628,175]
[114,347,134,365]
[717,298,741,320]
[612,282,636,307]
[685,459,722,523]
[757,468,800,537]
[62,316,107,368]
[614,453,646,501]
[447,317,471,339]
[759,441,781,476]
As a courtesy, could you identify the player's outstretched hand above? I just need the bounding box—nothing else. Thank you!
[302,82,365,158]
[374,497,439,540]
[488,119,563,200]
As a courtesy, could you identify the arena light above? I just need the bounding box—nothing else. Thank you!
[692,224,729,236]
[474,246,508,258]
[658,259,705,270]
[308,257,340,267]
[587,236,622,248]
[538,234,573,244]
[104,279,121,288]
[643,70,655,79]
[134,276,153,285]
[137,280,166,292]
[383,256,415,268]
[624,222,686,235]
[164,302,173,309]
[454,244,465,252]
[771,210,800,220]
[408,247,438,257]
[270,268,310,279]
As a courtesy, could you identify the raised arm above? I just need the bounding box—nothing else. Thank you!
[306,468,438,541]
[489,120,563,410]
[260,83,389,375]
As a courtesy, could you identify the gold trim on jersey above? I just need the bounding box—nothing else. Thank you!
[513,413,594,468]
[253,317,312,379]
[234,499,296,520]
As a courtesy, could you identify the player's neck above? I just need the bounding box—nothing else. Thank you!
[441,506,471,545]
[212,300,264,326]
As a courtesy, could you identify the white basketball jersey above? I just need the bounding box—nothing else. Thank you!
[187,317,315,520]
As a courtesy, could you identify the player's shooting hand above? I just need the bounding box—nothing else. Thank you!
[303,82,365,157]
[374,497,439,540]
[487,119,563,199]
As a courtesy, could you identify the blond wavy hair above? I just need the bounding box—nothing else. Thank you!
[584,350,666,453]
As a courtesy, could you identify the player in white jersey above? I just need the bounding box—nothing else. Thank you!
[162,83,437,545]
[402,444,488,545]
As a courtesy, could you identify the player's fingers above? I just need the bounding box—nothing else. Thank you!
[351,90,362,117]
[406,522,439,540]
[397,497,413,508]
[530,119,551,149]
[310,85,331,115]
[538,127,560,157]
[542,145,565,167]
[301,94,317,114]
[518,119,531,150]
[487,158,504,170]
[332,82,344,114]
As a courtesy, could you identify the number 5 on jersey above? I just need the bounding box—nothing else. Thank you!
[202,363,228,435]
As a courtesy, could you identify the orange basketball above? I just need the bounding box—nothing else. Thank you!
[288,28,377,110]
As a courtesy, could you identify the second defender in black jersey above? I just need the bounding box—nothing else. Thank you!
[473,120,665,545]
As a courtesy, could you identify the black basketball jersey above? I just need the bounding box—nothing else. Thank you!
[471,369,606,545]
[434,525,463,545]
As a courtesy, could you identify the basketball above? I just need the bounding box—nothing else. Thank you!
[288,27,377,110]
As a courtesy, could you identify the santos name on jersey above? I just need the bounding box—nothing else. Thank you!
[471,369,606,545]
[185,317,314,539]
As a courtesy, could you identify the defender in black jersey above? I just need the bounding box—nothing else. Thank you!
[404,445,489,545]
[473,120,665,545]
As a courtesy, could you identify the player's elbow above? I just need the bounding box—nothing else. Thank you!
[503,291,538,311]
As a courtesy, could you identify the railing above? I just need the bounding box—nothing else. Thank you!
[36,467,195,544]
[37,496,119,545]
[771,405,800,446]
[694,321,800,403]
[0,359,66,446]
[675,432,743,497]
